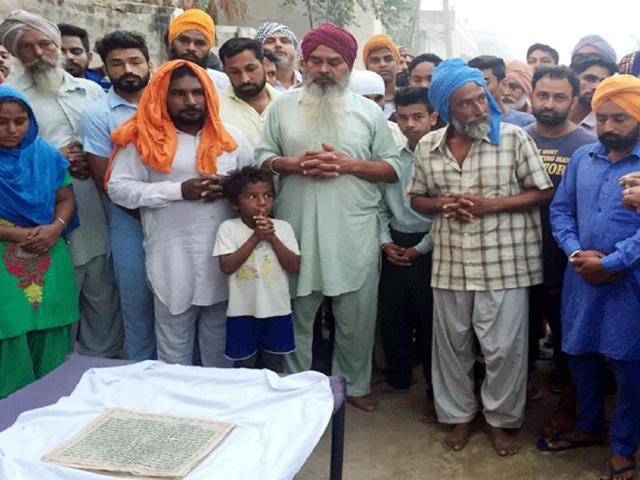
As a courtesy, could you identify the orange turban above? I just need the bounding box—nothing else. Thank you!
[106,60,236,186]
[592,74,640,122]
[363,34,400,64]
[168,9,215,47]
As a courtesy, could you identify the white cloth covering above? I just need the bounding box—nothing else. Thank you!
[0,361,334,480]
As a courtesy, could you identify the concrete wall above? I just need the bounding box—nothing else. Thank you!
[0,0,383,68]
[0,0,173,65]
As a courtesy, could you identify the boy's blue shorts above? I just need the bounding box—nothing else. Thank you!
[225,314,295,360]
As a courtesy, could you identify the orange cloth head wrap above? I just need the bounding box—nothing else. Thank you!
[106,60,237,184]
[363,34,400,64]
[592,74,640,122]
[168,9,215,47]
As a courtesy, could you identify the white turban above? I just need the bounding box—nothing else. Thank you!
[349,70,385,97]
[0,10,61,56]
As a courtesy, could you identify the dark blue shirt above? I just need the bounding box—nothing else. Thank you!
[525,125,596,290]
[84,68,111,92]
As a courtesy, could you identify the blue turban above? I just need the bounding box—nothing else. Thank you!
[572,34,617,64]
[428,57,502,145]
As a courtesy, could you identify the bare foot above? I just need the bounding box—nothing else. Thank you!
[419,398,437,424]
[527,380,543,402]
[600,455,636,480]
[540,406,577,437]
[347,394,379,412]
[538,430,606,451]
[442,422,473,451]
[371,381,401,394]
[487,426,520,456]
[541,382,578,437]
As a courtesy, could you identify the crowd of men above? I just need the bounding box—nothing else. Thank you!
[0,5,639,479]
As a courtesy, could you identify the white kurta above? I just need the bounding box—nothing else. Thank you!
[108,125,254,315]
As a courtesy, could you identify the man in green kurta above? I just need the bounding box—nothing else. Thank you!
[255,22,400,411]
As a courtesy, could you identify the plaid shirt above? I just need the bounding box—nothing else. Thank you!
[408,123,553,291]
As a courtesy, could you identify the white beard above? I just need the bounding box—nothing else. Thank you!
[24,57,64,94]
[503,95,528,111]
[299,71,350,139]
[452,116,492,140]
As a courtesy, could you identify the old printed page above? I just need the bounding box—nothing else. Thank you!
[42,409,234,478]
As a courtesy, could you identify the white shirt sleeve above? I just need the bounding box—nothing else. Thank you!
[227,123,256,169]
[107,143,183,209]
[213,220,239,257]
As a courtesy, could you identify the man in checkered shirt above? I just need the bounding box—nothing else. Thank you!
[408,58,553,456]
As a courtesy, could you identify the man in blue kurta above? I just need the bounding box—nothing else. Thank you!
[255,22,400,412]
[545,74,640,480]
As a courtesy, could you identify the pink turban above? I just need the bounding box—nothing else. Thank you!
[301,22,358,69]
[505,60,533,97]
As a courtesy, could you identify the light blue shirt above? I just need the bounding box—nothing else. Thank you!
[378,145,433,254]
[80,87,138,158]
[503,108,534,128]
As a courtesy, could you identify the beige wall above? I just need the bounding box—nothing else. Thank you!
[0,0,383,68]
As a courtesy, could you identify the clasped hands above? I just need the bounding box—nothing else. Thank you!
[60,141,91,181]
[13,222,65,256]
[441,192,495,222]
[620,172,640,212]
[383,244,421,267]
[570,250,622,285]
[181,175,226,202]
[253,209,275,242]
[297,143,350,178]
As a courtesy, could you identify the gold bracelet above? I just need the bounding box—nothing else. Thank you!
[56,217,67,228]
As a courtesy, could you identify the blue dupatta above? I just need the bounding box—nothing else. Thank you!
[0,85,70,227]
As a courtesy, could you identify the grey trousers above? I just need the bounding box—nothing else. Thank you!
[432,288,528,428]
[73,254,123,358]
[154,298,232,368]
[285,262,380,397]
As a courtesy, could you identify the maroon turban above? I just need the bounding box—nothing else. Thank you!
[301,22,358,69]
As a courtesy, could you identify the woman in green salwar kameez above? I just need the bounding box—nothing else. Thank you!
[0,85,78,398]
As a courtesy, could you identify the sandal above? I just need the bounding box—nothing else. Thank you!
[536,432,605,452]
[600,458,636,480]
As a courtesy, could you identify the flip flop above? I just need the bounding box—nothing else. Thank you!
[536,432,605,452]
[599,458,636,480]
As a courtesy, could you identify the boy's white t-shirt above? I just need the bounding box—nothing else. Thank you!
[213,217,300,318]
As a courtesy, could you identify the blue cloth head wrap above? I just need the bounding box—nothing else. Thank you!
[572,35,617,64]
[428,57,502,145]
[0,84,70,227]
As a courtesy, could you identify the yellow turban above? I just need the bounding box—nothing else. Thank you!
[592,74,640,122]
[168,9,215,48]
[363,34,400,64]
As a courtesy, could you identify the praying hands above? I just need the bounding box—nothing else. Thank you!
[442,192,496,222]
